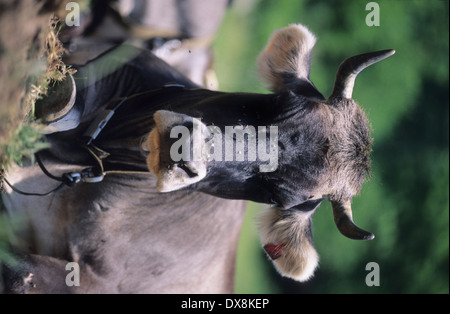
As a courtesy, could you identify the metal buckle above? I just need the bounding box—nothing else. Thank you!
[63,172,82,187]
[80,168,105,183]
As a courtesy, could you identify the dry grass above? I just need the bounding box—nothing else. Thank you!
[0,2,77,185]
[0,0,84,273]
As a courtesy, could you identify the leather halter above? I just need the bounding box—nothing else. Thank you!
[1,84,183,197]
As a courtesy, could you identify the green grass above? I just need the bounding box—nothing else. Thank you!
[1,122,49,170]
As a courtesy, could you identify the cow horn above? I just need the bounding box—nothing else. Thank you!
[330,49,395,100]
[331,200,374,240]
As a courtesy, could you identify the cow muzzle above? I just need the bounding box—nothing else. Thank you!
[146,110,210,192]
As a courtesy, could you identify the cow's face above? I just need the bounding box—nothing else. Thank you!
[146,90,332,205]
[146,24,394,281]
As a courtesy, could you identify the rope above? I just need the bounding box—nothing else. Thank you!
[2,177,65,197]
[1,93,157,197]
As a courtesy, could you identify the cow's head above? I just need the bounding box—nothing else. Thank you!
[146,24,394,281]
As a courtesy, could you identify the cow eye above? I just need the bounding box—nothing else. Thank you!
[273,95,281,105]
[269,194,280,206]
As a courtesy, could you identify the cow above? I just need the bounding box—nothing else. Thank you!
[61,0,232,88]
[1,23,394,293]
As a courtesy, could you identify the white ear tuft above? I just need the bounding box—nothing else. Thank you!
[257,24,317,92]
[258,206,319,282]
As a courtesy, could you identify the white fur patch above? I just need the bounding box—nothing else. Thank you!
[257,24,317,92]
[258,206,319,282]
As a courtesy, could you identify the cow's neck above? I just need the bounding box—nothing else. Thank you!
[44,87,283,203]
[94,87,277,157]
[112,86,278,126]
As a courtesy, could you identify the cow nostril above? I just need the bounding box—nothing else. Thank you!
[178,163,198,178]
[96,202,109,212]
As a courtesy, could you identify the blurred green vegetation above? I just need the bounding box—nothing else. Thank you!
[213,0,449,294]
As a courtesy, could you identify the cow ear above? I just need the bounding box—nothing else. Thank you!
[258,24,316,92]
[146,110,209,192]
[257,24,325,100]
[258,206,319,282]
